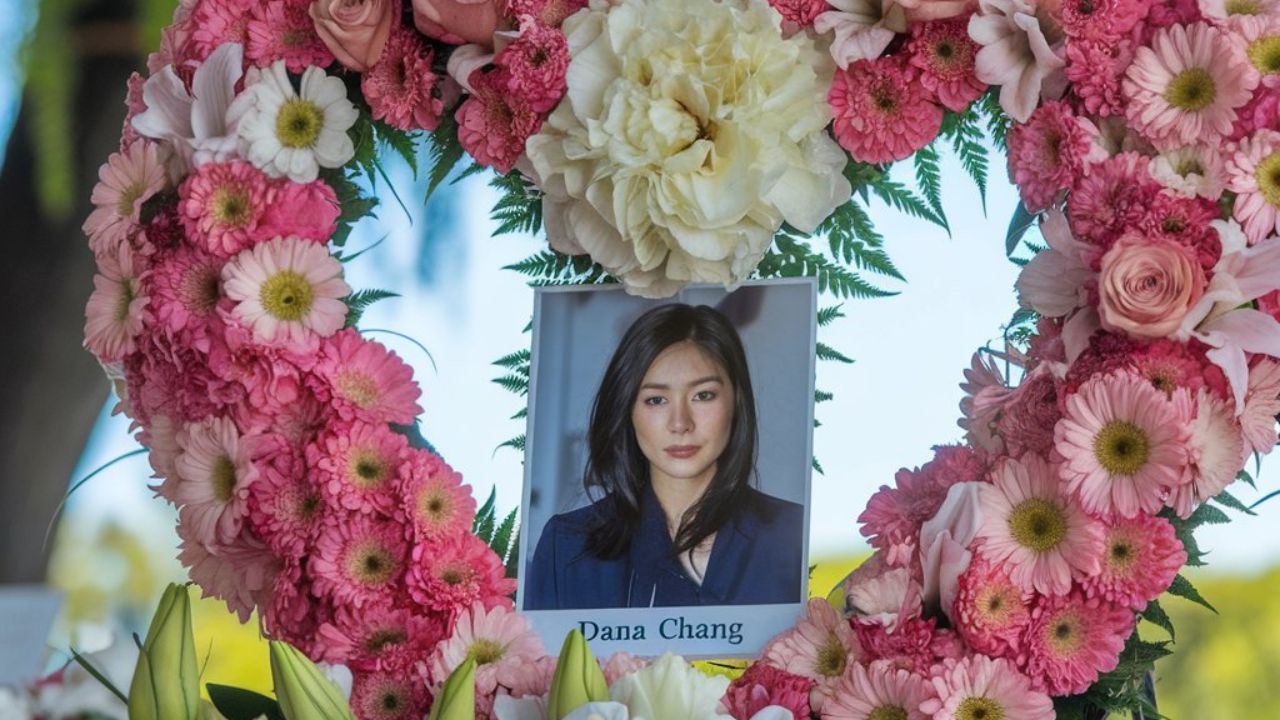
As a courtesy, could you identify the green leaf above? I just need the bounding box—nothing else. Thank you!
[811,456,824,475]
[815,390,834,403]
[490,507,519,564]
[1141,599,1176,641]
[207,684,285,720]
[425,113,466,200]
[491,172,545,236]
[816,304,845,327]
[373,121,420,177]
[497,434,526,453]
[1211,489,1256,516]
[473,488,497,540]
[868,176,947,230]
[1237,467,1256,489]
[1006,200,1037,257]
[493,349,531,370]
[505,528,522,579]
[69,647,128,705]
[493,374,529,396]
[504,250,615,286]
[947,110,990,213]
[1167,573,1217,613]
[756,236,897,300]
[1187,502,1231,527]
[816,342,854,364]
[343,289,400,329]
[912,143,949,236]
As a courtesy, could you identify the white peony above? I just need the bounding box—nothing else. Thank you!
[525,0,850,298]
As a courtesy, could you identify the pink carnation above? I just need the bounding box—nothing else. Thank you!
[311,513,409,608]
[829,56,943,164]
[1067,152,1161,252]
[1062,333,1230,402]
[821,660,935,720]
[1083,514,1186,610]
[85,244,150,364]
[121,72,147,150]
[1006,100,1104,212]
[83,140,166,258]
[177,523,279,623]
[311,420,409,516]
[851,616,958,676]
[922,655,1053,720]
[399,448,476,541]
[996,370,1061,458]
[495,17,569,114]
[1230,85,1280,140]
[124,328,239,426]
[456,68,542,173]
[246,0,335,73]
[363,27,447,132]
[312,328,423,425]
[187,0,254,64]
[908,17,986,112]
[1065,38,1134,117]
[1022,591,1135,696]
[207,322,309,432]
[1058,0,1149,42]
[951,553,1031,658]
[264,560,326,652]
[721,662,814,720]
[179,161,273,258]
[407,531,516,615]
[259,179,341,243]
[1135,191,1222,269]
[859,446,981,567]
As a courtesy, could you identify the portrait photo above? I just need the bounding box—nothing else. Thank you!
[516,278,816,657]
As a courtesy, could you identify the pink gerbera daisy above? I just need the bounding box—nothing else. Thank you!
[1006,100,1104,212]
[907,17,986,112]
[428,602,545,696]
[1056,371,1192,518]
[246,443,326,558]
[363,27,446,132]
[350,669,430,720]
[187,0,254,63]
[1242,358,1280,456]
[762,598,861,711]
[222,235,350,347]
[399,448,476,541]
[1149,144,1227,200]
[721,662,815,720]
[173,415,257,548]
[1168,388,1245,518]
[176,522,279,623]
[1226,129,1280,244]
[311,420,409,516]
[976,454,1104,596]
[829,56,943,164]
[312,328,422,425]
[1229,15,1280,88]
[246,0,335,73]
[145,245,223,343]
[179,161,273,258]
[1123,22,1257,149]
[84,244,150,363]
[83,140,166,257]
[1021,591,1135,696]
[316,601,446,672]
[822,659,935,720]
[1083,514,1187,610]
[312,514,409,608]
[407,531,516,614]
[495,17,568,114]
[951,554,1032,658]
[455,68,542,173]
[921,655,1053,720]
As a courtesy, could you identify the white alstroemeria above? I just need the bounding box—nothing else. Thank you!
[234,60,358,183]
[814,0,908,70]
[132,43,247,178]
[1177,219,1280,413]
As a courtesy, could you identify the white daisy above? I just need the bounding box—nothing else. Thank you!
[234,61,358,182]
[222,236,350,346]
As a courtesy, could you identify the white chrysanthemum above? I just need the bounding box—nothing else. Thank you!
[235,60,358,182]
[525,0,850,298]
[222,236,350,346]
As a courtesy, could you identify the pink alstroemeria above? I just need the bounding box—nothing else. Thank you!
[815,1,908,70]
[919,481,984,621]
[1013,209,1100,362]
[132,42,245,175]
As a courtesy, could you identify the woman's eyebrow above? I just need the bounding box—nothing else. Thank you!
[640,375,724,390]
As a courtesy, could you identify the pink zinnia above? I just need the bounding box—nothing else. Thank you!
[1056,371,1191,518]
[1083,514,1187,610]
[363,27,446,132]
[1067,152,1161,253]
[721,662,814,720]
[350,669,430,720]
[921,655,1053,720]
[496,17,569,114]
[311,420,408,516]
[908,18,986,112]
[145,245,223,344]
[976,454,1104,596]
[312,328,422,425]
[311,513,409,608]
[246,0,335,73]
[176,522,279,623]
[1021,591,1134,696]
[258,179,341,244]
[428,602,544,696]
[179,161,273,258]
[83,140,166,258]
[222,235,350,348]
[821,659,935,720]
[187,0,254,63]
[1006,100,1104,212]
[761,598,861,710]
[829,56,943,164]
[1123,22,1257,149]
[407,531,516,614]
[951,554,1031,658]
[399,448,476,541]
[456,68,542,174]
[246,442,326,558]
[1168,388,1245,518]
[84,244,150,363]
[173,415,257,548]
[1226,129,1280,244]
[1242,358,1280,456]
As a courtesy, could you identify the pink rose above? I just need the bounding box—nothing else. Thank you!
[412,0,502,47]
[1098,235,1206,339]
[309,0,395,72]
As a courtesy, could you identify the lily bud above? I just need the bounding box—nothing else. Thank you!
[269,640,354,720]
[427,658,477,720]
[127,583,200,720]
[547,629,609,719]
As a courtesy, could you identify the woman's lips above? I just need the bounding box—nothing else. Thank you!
[665,445,700,459]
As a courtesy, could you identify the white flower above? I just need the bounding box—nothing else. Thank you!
[609,653,730,720]
[815,0,908,70]
[968,0,1066,123]
[1149,145,1226,200]
[234,61,358,183]
[525,0,850,298]
[222,236,351,346]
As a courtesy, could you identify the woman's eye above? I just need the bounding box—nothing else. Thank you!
[694,390,717,401]
[643,396,666,406]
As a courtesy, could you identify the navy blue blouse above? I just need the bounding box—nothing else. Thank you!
[523,484,804,610]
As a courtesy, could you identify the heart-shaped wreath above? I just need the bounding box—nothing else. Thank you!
[79,0,1280,718]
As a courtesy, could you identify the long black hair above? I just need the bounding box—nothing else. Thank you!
[583,303,759,560]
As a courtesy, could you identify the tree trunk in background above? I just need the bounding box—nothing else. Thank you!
[0,6,141,583]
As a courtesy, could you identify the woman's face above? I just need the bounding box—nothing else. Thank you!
[631,340,735,485]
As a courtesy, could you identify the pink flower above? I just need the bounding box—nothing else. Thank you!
[1057,0,1148,41]
[121,72,148,150]
[505,0,588,28]
[968,0,1067,122]
[311,513,409,608]
[428,602,544,696]
[399,448,476,541]
[959,351,1015,454]
[316,601,446,672]
[1083,514,1186,610]
[309,0,396,72]
[761,598,861,710]
[179,161,273,258]
[177,523,279,623]
[350,669,431,720]
[1230,85,1280,141]
[145,246,223,345]
[259,178,341,243]
[951,554,1031,658]
[264,560,325,650]
[851,616,954,675]
[247,0,335,73]
[188,0,254,63]
[1065,38,1134,117]
[908,17,987,112]
[495,17,569,114]
[124,328,239,426]
[412,0,502,46]
[1168,388,1245,518]
[1123,22,1257,149]
[455,68,542,173]
[222,235,350,348]
[1056,370,1192,518]
[85,244,150,363]
[1068,152,1161,251]
[829,56,943,164]
[1226,129,1280,244]
[859,469,950,567]
[1135,191,1222,271]
[1149,144,1227,200]
[976,454,1104,596]
[407,531,516,614]
[1242,358,1280,456]
[246,441,326,558]
[1006,100,1103,212]
[996,370,1061,458]
[842,553,923,630]
[1021,591,1134,696]
[173,415,257,548]
[769,0,830,27]
[363,28,447,132]
[207,322,308,432]
[1061,333,1231,401]
[898,0,977,22]
[311,420,408,515]
[1228,15,1280,88]
[83,141,166,258]
[815,1,909,70]
[312,328,423,424]
[922,655,1053,720]
[721,662,814,720]
[1097,234,1207,339]
[821,660,935,720]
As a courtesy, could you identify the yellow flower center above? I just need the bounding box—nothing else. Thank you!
[956,697,1006,720]
[259,270,315,322]
[1045,610,1084,656]
[115,277,136,323]
[211,186,252,228]
[337,370,380,408]
[116,182,146,218]
[1007,498,1067,553]
[349,449,389,489]
[1092,420,1150,476]
[1227,0,1263,14]
[469,639,505,665]
[868,706,909,720]
[1164,68,1217,112]
[1248,36,1280,76]
[276,98,325,149]
[1255,152,1280,208]
[211,455,237,503]
[418,488,449,521]
[976,584,1021,627]
[348,542,396,585]
[1173,156,1205,178]
[815,632,847,677]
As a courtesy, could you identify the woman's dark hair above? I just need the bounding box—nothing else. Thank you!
[583,303,758,560]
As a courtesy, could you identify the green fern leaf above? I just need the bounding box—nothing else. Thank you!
[343,289,400,328]
[912,143,949,235]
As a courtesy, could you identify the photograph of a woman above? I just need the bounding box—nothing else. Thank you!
[523,300,806,610]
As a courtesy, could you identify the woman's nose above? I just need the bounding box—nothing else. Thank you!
[668,399,692,433]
